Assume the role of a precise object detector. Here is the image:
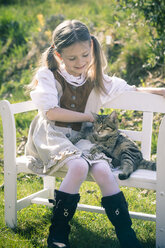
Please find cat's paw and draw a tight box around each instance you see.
[88,154,95,160]
[90,145,104,154]
[90,147,97,154]
[118,173,131,180]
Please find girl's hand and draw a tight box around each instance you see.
[86,113,95,122]
[159,88,165,97]
[137,87,165,97]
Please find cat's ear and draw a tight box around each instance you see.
[110,111,118,123]
[100,108,104,114]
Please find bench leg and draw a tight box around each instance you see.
[4,170,17,228]
[156,191,165,248]
[156,116,165,248]
[43,176,55,199]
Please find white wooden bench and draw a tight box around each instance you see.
[0,91,165,247]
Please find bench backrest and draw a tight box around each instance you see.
[103,91,165,159]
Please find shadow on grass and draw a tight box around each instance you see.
[14,207,156,248]
[15,207,120,248]
[70,218,120,248]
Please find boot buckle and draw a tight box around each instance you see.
[64,208,69,217]
[115,208,120,215]
[52,242,66,247]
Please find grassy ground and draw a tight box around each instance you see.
[0,0,162,247]
[0,171,156,248]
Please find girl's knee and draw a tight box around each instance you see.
[67,158,89,180]
[90,162,113,184]
[91,162,111,176]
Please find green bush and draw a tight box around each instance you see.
[124,48,148,86]
[0,20,25,45]
[121,0,165,69]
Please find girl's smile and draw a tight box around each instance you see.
[59,41,92,77]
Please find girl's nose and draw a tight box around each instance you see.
[76,58,84,66]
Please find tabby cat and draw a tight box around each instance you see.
[70,111,156,180]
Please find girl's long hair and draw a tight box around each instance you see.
[28,20,107,93]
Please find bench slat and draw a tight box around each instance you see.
[103,91,165,113]
[31,197,156,222]
[11,101,37,114]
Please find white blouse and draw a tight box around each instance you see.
[30,67,136,113]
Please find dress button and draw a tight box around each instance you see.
[66,133,70,138]
[72,95,76,100]
[71,103,75,108]
[72,86,76,90]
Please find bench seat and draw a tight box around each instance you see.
[16,156,157,190]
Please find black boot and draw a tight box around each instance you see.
[47,189,80,248]
[101,191,142,248]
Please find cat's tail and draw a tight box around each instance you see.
[138,159,156,171]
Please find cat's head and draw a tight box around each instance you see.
[92,111,118,138]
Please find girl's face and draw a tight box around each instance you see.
[59,41,92,77]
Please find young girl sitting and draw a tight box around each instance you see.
[25,19,165,248]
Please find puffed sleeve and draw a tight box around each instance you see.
[30,67,59,113]
[100,74,136,105]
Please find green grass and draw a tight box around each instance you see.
[0,167,156,247]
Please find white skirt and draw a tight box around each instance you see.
[25,114,112,175]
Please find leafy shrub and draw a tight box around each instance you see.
[108,41,149,86]
[0,17,26,52]
[121,0,165,69]
[0,14,30,89]
[124,48,148,85]
[107,42,123,64]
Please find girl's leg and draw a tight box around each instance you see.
[48,158,89,248]
[90,161,142,248]
[59,157,89,194]
[89,161,120,196]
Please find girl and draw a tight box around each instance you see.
[25,20,165,248]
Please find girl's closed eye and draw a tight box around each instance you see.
[68,57,76,61]
[68,54,89,61]
[83,53,89,57]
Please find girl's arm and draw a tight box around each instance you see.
[46,107,94,123]
[136,87,165,97]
